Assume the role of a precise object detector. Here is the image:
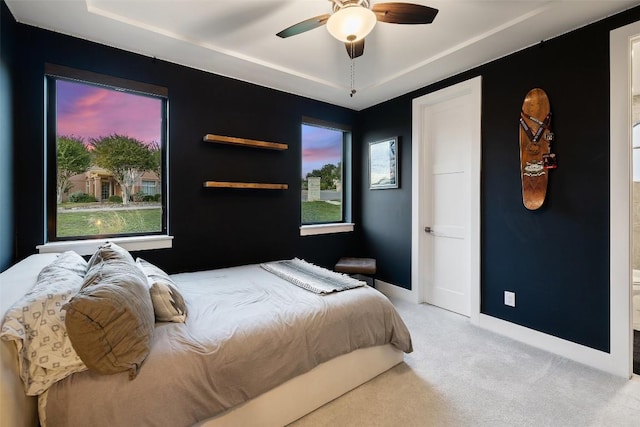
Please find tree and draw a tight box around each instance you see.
[306,162,341,190]
[56,135,91,204]
[90,134,155,205]
[148,141,162,183]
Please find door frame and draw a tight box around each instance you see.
[609,20,637,379]
[411,76,482,323]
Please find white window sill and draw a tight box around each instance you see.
[300,223,354,236]
[37,235,174,256]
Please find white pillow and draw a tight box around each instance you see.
[0,251,88,395]
[136,258,187,323]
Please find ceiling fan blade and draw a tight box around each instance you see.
[345,39,365,59]
[276,14,331,38]
[372,3,438,24]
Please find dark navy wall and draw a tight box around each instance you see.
[357,102,413,288]
[10,19,362,273]
[358,6,640,352]
[0,1,16,272]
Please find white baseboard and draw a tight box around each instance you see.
[475,313,628,378]
[374,279,416,303]
[375,278,629,378]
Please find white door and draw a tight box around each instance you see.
[426,97,471,315]
[412,77,481,318]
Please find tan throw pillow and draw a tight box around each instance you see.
[136,258,187,323]
[63,258,154,379]
[86,241,135,269]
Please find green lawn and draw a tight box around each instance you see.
[57,202,337,236]
[301,201,341,224]
[57,208,162,237]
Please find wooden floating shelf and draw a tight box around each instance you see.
[203,134,288,151]
[203,181,288,190]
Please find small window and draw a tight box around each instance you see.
[301,120,351,226]
[141,180,157,196]
[45,65,168,242]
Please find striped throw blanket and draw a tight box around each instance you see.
[261,258,365,294]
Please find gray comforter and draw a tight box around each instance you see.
[41,264,412,427]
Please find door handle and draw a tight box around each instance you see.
[424,226,432,233]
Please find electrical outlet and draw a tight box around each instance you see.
[504,291,516,307]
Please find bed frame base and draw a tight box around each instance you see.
[196,344,403,427]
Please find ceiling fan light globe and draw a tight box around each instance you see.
[326,5,376,43]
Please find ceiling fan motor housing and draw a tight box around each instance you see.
[330,0,372,13]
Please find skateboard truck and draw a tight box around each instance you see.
[542,153,557,169]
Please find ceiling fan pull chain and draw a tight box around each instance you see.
[350,43,356,97]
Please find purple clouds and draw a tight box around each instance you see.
[302,124,342,178]
[56,80,161,145]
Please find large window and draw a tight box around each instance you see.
[45,65,168,243]
[301,120,351,227]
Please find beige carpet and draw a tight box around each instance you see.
[291,299,640,427]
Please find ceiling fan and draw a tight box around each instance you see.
[276,0,439,59]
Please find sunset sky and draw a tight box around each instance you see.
[56,80,162,145]
[57,80,339,176]
[301,124,342,179]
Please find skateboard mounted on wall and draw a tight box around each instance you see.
[519,88,556,210]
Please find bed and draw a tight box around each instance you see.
[0,249,412,427]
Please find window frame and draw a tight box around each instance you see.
[299,117,354,236]
[41,64,172,254]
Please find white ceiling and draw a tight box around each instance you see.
[6,0,639,110]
